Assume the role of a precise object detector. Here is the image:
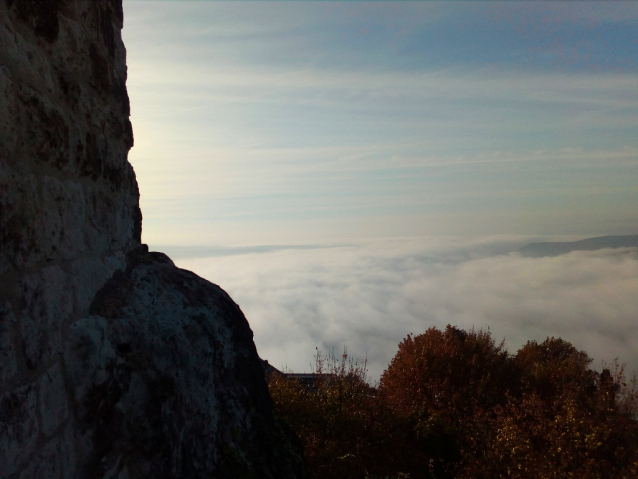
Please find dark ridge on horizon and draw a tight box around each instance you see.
[518,235,638,258]
[150,243,351,260]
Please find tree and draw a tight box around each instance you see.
[380,326,516,417]
[379,326,519,477]
[514,337,596,401]
[269,348,413,479]
[270,330,638,478]
[469,338,638,479]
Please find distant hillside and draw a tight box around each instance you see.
[518,235,638,258]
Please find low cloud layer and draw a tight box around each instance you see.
[172,238,638,382]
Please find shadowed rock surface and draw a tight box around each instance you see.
[518,235,638,258]
[0,1,305,477]
[66,247,304,478]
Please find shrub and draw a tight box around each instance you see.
[270,328,638,478]
[269,348,417,479]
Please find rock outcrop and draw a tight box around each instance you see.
[0,1,305,477]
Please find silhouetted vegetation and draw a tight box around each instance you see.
[268,326,638,479]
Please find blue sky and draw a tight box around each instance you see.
[123,1,638,246]
[121,2,638,377]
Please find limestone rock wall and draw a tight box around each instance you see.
[0,0,139,371]
[0,1,305,477]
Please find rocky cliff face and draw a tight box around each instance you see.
[0,1,305,477]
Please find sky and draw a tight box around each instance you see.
[121,1,638,380]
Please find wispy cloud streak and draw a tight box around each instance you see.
[123,2,638,244]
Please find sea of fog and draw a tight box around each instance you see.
[152,237,638,382]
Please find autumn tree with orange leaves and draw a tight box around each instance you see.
[379,326,521,478]
[469,339,638,479]
[269,327,638,479]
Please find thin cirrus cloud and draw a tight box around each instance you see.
[170,238,638,382]
[122,1,638,245]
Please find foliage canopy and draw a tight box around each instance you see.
[269,327,638,479]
